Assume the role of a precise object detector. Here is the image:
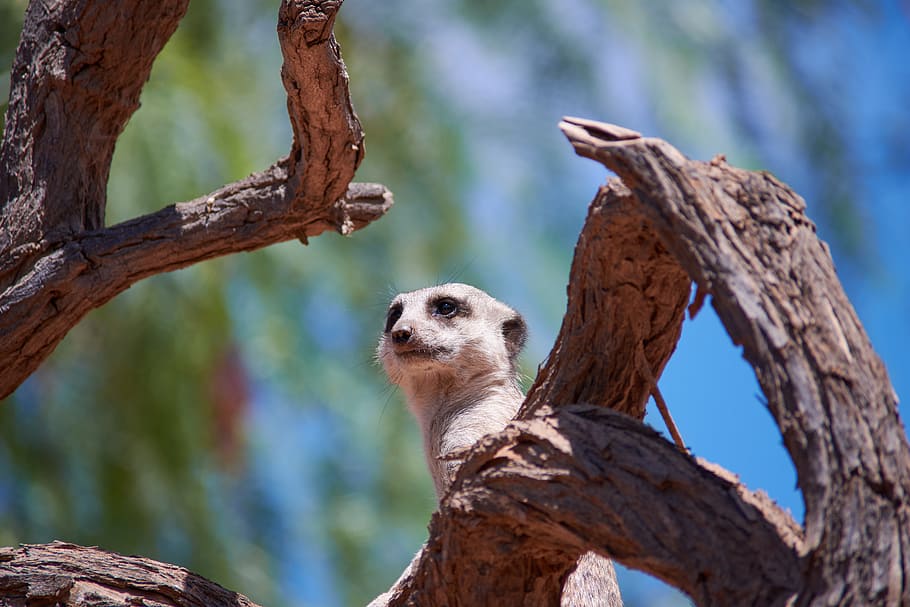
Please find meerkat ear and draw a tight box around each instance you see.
[501,312,528,362]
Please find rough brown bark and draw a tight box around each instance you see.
[520,175,691,420]
[0,542,264,607]
[373,403,802,607]
[371,163,800,607]
[0,0,392,399]
[447,404,803,605]
[0,0,189,248]
[560,117,909,606]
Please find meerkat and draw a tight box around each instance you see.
[378,282,527,497]
[378,283,622,606]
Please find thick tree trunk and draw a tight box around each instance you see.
[0,0,392,399]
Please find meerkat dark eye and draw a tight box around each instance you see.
[432,298,458,318]
[385,304,403,333]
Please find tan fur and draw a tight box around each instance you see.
[378,283,525,498]
[378,283,622,606]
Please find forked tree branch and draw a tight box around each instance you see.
[559,116,909,605]
[448,404,803,605]
[372,117,907,606]
[0,0,392,399]
[2,0,904,600]
[373,403,803,606]
[371,166,803,607]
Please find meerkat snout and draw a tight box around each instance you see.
[378,283,526,384]
[377,283,527,498]
[391,326,412,345]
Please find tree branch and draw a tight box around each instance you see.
[520,178,691,420]
[559,116,910,605]
[0,171,391,398]
[372,166,803,606]
[448,404,803,606]
[378,115,907,604]
[0,0,190,247]
[0,542,264,607]
[278,0,364,208]
[0,0,393,399]
[372,404,803,606]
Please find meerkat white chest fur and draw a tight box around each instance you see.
[377,283,527,499]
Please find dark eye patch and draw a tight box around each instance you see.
[385,303,403,333]
[431,298,459,318]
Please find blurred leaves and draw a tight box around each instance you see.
[1,1,908,606]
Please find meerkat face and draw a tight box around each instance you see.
[377,283,527,387]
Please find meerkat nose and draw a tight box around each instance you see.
[392,327,413,344]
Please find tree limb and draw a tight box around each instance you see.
[0,173,391,398]
[372,405,802,606]
[560,116,909,605]
[371,165,804,606]
[0,0,190,247]
[520,179,691,420]
[448,404,803,606]
[376,116,907,605]
[0,541,265,607]
[0,0,393,399]
[3,6,902,597]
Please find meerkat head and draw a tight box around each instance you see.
[377,283,527,391]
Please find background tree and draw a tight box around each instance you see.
[1,1,908,605]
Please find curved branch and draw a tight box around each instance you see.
[372,153,802,606]
[0,0,393,399]
[0,542,264,607]
[0,0,391,604]
[520,179,690,420]
[0,172,392,398]
[377,117,910,605]
[278,0,365,208]
[560,116,910,605]
[467,405,802,605]
[379,405,802,606]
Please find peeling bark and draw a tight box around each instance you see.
[521,178,690,420]
[560,116,909,606]
[0,0,189,246]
